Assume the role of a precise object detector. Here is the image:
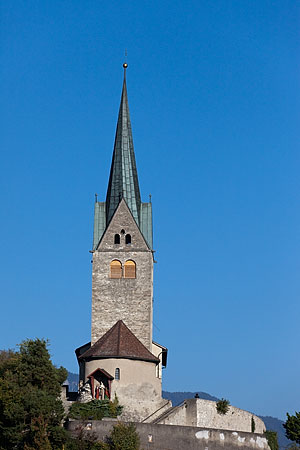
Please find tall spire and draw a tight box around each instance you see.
[106,63,141,225]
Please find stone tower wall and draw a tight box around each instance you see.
[91,200,153,350]
[84,358,167,422]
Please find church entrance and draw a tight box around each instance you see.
[87,368,114,400]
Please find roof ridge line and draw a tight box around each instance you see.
[117,320,121,355]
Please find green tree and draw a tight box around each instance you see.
[264,430,279,450]
[251,416,256,433]
[0,338,68,449]
[108,422,140,450]
[284,412,300,445]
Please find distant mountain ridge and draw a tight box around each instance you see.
[67,372,290,449]
[66,371,78,392]
[162,390,219,404]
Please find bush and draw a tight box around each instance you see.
[216,398,230,415]
[65,425,109,450]
[66,435,109,450]
[108,422,140,450]
[69,397,123,420]
[264,430,279,450]
[66,422,139,450]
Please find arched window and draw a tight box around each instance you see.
[124,260,136,279]
[115,368,120,380]
[114,234,120,244]
[110,260,122,279]
[125,234,131,245]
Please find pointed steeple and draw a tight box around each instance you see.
[105,64,141,226]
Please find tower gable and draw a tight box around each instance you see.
[97,199,150,252]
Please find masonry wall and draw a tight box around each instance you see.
[67,420,271,450]
[91,200,153,350]
[157,398,266,434]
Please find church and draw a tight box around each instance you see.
[75,62,170,422]
[68,64,270,449]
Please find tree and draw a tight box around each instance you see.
[108,422,140,450]
[284,412,300,445]
[264,430,279,450]
[0,338,68,449]
[251,416,256,433]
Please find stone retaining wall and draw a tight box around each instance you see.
[157,398,266,434]
[67,419,270,450]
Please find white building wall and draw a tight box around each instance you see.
[85,358,169,422]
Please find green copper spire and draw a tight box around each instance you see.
[93,65,153,250]
[106,64,141,225]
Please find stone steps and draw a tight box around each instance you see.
[151,402,184,424]
[141,400,172,423]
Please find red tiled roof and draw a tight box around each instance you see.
[79,320,159,364]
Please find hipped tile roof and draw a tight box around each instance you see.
[79,320,159,364]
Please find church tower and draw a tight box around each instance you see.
[91,63,154,350]
[76,64,170,422]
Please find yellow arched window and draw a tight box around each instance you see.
[124,260,136,279]
[110,260,122,279]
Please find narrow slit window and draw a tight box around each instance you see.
[114,234,120,244]
[110,260,122,279]
[124,260,136,279]
[115,368,120,380]
[125,234,131,245]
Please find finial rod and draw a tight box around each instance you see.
[123,49,128,77]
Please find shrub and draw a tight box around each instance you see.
[65,426,109,450]
[108,422,140,450]
[65,420,139,450]
[216,398,230,415]
[69,397,123,420]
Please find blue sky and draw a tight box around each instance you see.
[1,1,299,420]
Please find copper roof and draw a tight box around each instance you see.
[106,69,141,226]
[79,320,159,364]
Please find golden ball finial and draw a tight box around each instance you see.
[123,62,128,69]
